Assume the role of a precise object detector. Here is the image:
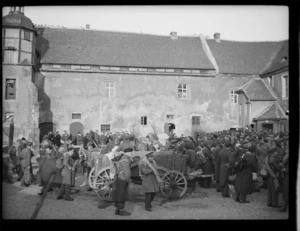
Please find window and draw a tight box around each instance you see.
[5,112,14,123]
[178,83,188,99]
[192,116,200,126]
[141,116,147,125]
[5,79,16,100]
[24,30,30,41]
[230,90,238,104]
[101,124,111,133]
[105,82,115,98]
[282,74,288,99]
[72,113,81,119]
[267,76,274,87]
[167,115,174,120]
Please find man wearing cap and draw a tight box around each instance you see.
[110,151,131,216]
[16,138,27,180]
[216,142,233,197]
[139,151,161,211]
[19,142,34,187]
[57,147,76,201]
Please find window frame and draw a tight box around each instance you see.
[192,116,200,126]
[281,74,288,99]
[105,82,115,98]
[24,30,31,41]
[72,113,82,120]
[4,112,14,123]
[100,124,111,133]
[230,90,238,104]
[141,116,147,125]
[5,79,16,100]
[178,83,188,100]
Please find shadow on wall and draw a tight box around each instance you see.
[34,30,54,142]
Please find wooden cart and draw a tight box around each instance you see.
[90,150,201,199]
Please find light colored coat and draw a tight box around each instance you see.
[139,158,160,193]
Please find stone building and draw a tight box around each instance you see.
[2,7,288,147]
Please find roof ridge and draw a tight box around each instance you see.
[36,26,200,38]
[206,38,288,43]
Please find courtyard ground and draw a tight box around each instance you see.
[2,168,289,220]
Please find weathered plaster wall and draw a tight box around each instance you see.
[35,71,253,137]
[3,65,39,148]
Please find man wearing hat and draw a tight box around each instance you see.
[19,142,34,187]
[138,151,161,211]
[16,137,27,180]
[110,151,131,216]
[216,142,233,197]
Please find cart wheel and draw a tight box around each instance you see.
[93,167,114,198]
[88,167,96,189]
[160,170,187,198]
[157,166,168,177]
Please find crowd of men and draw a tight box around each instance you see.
[4,127,289,216]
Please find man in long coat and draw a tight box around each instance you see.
[216,142,232,197]
[212,143,221,192]
[139,151,160,211]
[199,142,214,188]
[111,152,131,216]
[234,146,257,203]
[38,145,62,195]
[19,142,34,187]
[57,147,76,201]
[16,138,27,180]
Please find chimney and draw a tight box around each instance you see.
[214,33,221,43]
[86,24,90,29]
[170,31,178,40]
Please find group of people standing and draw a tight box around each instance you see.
[5,128,289,217]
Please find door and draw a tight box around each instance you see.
[191,116,201,138]
[39,122,54,142]
[69,122,84,141]
[262,123,273,134]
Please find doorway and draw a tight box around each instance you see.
[191,116,201,138]
[262,123,273,134]
[70,122,84,141]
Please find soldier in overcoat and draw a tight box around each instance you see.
[57,147,76,201]
[19,142,34,187]
[199,142,214,188]
[139,151,161,211]
[234,146,257,203]
[111,152,131,216]
[216,142,233,197]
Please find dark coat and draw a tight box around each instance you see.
[216,148,232,187]
[201,147,214,175]
[39,153,62,187]
[54,134,61,147]
[212,146,221,180]
[111,155,131,202]
[234,153,257,195]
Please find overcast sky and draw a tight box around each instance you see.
[3,5,288,41]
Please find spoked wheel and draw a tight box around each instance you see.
[93,167,114,198]
[160,170,187,198]
[88,167,96,189]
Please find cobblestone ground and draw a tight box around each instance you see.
[2,168,289,220]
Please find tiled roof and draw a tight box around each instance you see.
[237,78,277,101]
[2,11,35,31]
[251,101,274,120]
[36,28,214,69]
[206,39,285,74]
[254,102,287,120]
[262,40,288,74]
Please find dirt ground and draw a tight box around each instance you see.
[2,169,289,220]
